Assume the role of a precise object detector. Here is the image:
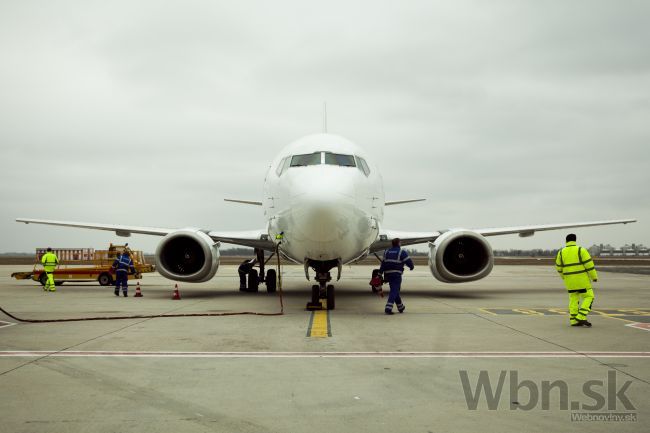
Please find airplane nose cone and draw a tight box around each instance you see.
[286,166,359,244]
[288,166,357,203]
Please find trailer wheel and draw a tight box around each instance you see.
[38,273,47,286]
[98,273,113,286]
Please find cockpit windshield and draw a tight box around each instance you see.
[286,152,358,170]
[324,152,356,167]
[290,153,321,167]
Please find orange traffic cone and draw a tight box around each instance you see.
[134,282,143,297]
[172,284,181,300]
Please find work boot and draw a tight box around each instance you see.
[570,322,584,327]
[397,305,405,313]
[578,319,592,327]
[49,287,56,292]
[385,309,394,315]
[114,290,119,296]
[123,292,128,297]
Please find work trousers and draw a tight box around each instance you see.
[568,288,594,324]
[384,274,405,313]
[115,271,129,295]
[44,271,56,292]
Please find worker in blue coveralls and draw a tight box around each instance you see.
[112,251,136,297]
[379,238,415,314]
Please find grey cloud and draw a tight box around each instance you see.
[1,0,648,253]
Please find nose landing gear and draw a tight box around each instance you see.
[306,259,339,310]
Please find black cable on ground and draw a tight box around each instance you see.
[0,307,283,323]
[0,244,285,324]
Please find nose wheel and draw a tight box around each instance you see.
[307,272,335,310]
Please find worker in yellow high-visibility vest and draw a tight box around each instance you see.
[555,234,598,327]
[40,247,59,292]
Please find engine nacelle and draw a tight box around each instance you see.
[428,230,494,283]
[155,229,220,282]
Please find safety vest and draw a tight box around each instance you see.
[114,255,134,272]
[380,247,414,275]
[555,242,598,290]
[41,252,59,272]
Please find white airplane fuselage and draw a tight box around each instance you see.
[263,133,384,265]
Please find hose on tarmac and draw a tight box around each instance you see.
[0,245,285,324]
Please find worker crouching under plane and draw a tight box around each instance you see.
[379,238,415,315]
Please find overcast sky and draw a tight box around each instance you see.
[1,0,648,253]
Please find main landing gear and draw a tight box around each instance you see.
[305,259,341,310]
[240,248,277,293]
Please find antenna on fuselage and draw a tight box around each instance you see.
[322,101,327,133]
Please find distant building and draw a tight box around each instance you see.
[590,243,648,257]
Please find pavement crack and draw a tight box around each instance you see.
[0,300,206,378]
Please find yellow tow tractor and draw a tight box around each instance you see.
[11,244,155,287]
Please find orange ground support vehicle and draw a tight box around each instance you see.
[11,244,155,286]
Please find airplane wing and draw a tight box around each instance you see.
[475,218,637,237]
[15,218,276,251]
[370,218,636,253]
[369,230,442,252]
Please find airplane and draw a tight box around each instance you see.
[17,132,636,309]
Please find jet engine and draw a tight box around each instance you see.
[428,230,494,283]
[155,229,220,282]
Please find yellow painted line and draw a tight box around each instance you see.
[513,308,544,316]
[307,300,331,338]
[478,308,499,316]
[590,310,637,324]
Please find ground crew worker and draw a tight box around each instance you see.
[40,247,59,292]
[238,258,257,291]
[555,234,598,327]
[379,238,414,314]
[112,251,135,297]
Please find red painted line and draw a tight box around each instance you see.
[0,351,648,358]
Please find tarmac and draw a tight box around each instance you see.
[0,264,648,432]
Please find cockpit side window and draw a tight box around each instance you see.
[276,157,286,176]
[290,153,322,167]
[324,152,356,167]
[276,156,292,176]
[355,156,371,176]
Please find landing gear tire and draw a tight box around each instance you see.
[326,284,335,310]
[248,269,259,292]
[98,273,113,286]
[265,269,277,293]
[311,285,320,304]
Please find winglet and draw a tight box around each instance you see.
[385,199,426,206]
[224,199,263,206]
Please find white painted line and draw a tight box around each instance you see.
[0,321,17,330]
[0,351,648,358]
[625,322,650,331]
